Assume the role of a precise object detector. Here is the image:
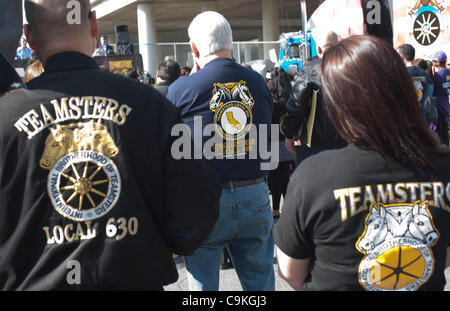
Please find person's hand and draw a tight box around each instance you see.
[285,138,297,155]
[190,55,201,75]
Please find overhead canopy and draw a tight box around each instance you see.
[92,0,323,42]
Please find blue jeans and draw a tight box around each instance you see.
[185,181,275,291]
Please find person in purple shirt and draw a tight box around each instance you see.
[432,51,450,146]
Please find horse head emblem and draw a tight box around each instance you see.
[232,81,255,107]
[357,204,389,253]
[210,83,231,111]
[356,201,441,291]
[74,120,118,158]
[40,120,118,170]
[357,201,440,254]
[40,124,75,170]
[408,202,439,246]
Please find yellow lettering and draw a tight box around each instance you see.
[394,183,407,203]
[42,226,55,245]
[376,184,394,203]
[349,187,364,217]
[93,97,107,119]
[40,104,55,126]
[405,183,420,201]
[64,223,75,242]
[75,222,85,240]
[420,183,433,206]
[14,117,35,139]
[433,182,445,209]
[334,188,349,222]
[363,185,376,210]
[52,98,70,122]
[116,217,128,240]
[81,96,94,119]
[82,221,96,240]
[68,97,82,119]
[114,104,132,125]
[444,182,450,212]
[53,225,64,244]
[105,98,119,121]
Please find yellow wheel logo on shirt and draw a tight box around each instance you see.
[214,101,252,140]
[40,120,121,222]
[356,202,439,291]
[209,81,255,141]
[368,245,428,290]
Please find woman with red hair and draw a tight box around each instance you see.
[274,35,450,291]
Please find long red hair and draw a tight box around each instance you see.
[321,35,447,170]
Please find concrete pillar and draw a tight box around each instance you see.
[257,29,264,60]
[262,0,280,60]
[137,3,158,76]
[200,2,218,12]
[244,44,252,64]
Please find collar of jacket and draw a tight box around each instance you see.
[203,57,233,69]
[156,81,170,86]
[44,51,100,73]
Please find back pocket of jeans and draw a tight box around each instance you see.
[253,200,272,236]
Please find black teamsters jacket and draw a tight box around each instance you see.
[0,52,220,290]
[281,58,345,149]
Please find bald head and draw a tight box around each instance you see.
[25,0,91,42]
[24,0,98,63]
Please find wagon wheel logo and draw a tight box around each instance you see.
[59,161,110,211]
[413,10,440,46]
[357,202,438,291]
[48,152,121,222]
[369,246,426,290]
[42,121,121,221]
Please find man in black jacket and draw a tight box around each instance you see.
[0,0,220,290]
[282,32,346,167]
[154,59,181,97]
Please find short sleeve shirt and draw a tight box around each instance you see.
[433,68,450,117]
[167,58,273,182]
[15,47,32,59]
[407,66,430,108]
[274,144,450,291]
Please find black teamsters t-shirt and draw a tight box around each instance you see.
[274,144,450,291]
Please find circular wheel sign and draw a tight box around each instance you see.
[413,10,441,45]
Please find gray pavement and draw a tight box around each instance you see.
[164,245,293,291]
[164,254,450,291]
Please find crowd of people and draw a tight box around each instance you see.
[16,34,194,97]
[0,0,449,292]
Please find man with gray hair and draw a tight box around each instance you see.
[0,0,220,290]
[168,11,275,291]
